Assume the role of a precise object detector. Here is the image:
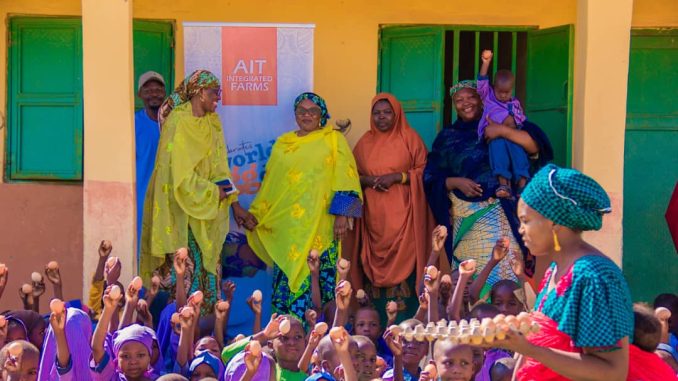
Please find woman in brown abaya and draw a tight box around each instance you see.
[347,93,439,317]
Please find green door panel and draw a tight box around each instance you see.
[525,25,573,167]
[379,26,445,148]
[7,17,83,180]
[626,30,678,131]
[6,17,174,181]
[623,131,678,302]
[623,29,678,302]
[133,20,174,109]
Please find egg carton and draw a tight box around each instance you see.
[391,312,539,345]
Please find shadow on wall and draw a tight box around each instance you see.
[0,183,83,311]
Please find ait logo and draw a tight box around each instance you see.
[221,27,277,106]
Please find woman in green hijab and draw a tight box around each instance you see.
[141,70,256,315]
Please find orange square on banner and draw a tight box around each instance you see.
[221,27,277,105]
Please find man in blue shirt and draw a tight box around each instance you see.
[135,71,166,256]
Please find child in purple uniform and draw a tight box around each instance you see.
[477,50,529,199]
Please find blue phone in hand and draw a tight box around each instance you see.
[216,178,237,195]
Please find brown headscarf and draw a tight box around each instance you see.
[346,93,438,289]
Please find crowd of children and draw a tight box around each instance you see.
[1,224,677,381]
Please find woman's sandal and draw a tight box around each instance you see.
[495,184,513,199]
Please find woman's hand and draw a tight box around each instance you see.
[334,216,349,241]
[232,202,258,230]
[480,328,534,356]
[373,173,402,191]
[483,116,508,142]
[445,177,483,197]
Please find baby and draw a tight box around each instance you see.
[477,50,530,199]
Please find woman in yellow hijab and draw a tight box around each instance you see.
[141,70,256,315]
[247,92,362,319]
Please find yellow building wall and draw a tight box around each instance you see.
[133,0,577,146]
[3,0,677,175]
[632,0,678,27]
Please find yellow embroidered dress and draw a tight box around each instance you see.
[247,127,362,317]
[140,101,237,313]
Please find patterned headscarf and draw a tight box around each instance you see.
[449,79,477,96]
[158,69,220,125]
[294,92,331,127]
[521,164,612,231]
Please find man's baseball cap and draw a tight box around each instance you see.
[138,71,166,91]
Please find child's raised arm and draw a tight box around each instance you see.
[247,291,262,334]
[48,300,70,369]
[0,264,8,302]
[298,323,325,373]
[0,314,8,348]
[333,281,352,328]
[145,275,161,307]
[384,326,405,381]
[424,268,441,323]
[413,292,429,324]
[88,241,113,321]
[469,237,508,303]
[447,260,476,321]
[174,248,189,308]
[420,226,447,295]
[480,50,493,77]
[136,299,153,328]
[176,306,197,368]
[94,240,112,283]
[477,50,493,100]
[330,327,358,381]
[307,250,322,311]
[119,277,142,330]
[44,262,63,301]
[214,280,235,349]
[92,285,121,363]
[386,301,398,327]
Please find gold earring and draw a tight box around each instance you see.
[553,230,561,252]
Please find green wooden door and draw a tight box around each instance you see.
[6,18,174,181]
[378,26,445,148]
[525,25,574,167]
[623,29,678,302]
[133,20,174,109]
[7,17,84,180]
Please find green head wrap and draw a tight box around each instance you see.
[521,164,611,231]
[449,79,477,96]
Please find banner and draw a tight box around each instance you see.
[184,22,314,334]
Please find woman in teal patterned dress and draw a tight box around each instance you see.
[486,164,676,381]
